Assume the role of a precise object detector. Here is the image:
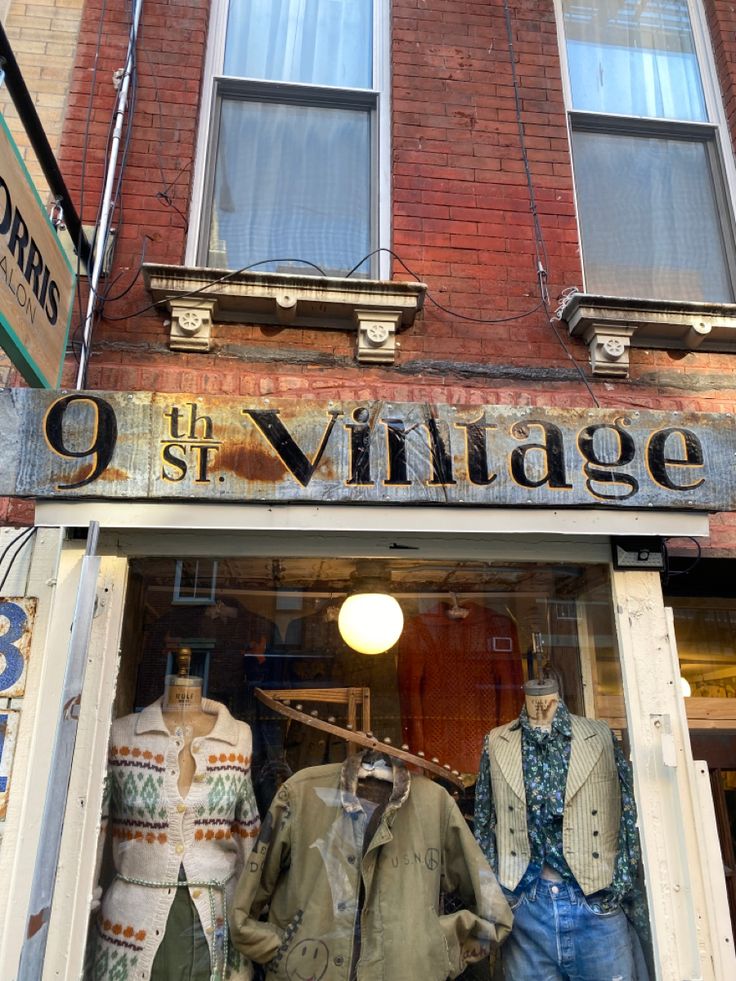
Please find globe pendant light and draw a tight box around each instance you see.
[338,561,404,655]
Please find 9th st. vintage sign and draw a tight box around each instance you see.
[0,389,733,510]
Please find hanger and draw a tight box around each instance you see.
[255,688,466,788]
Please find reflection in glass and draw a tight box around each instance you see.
[572,129,733,302]
[225,0,373,88]
[563,0,706,119]
[85,557,653,977]
[207,100,371,275]
[671,599,736,697]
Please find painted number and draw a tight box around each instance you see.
[0,601,27,693]
[44,395,118,489]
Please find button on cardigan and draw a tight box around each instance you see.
[89,698,260,981]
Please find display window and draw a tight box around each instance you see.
[83,556,651,981]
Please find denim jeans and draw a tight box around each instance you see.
[501,879,635,981]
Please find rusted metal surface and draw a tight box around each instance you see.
[0,389,734,510]
[0,708,20,820]
[0,597,37,698]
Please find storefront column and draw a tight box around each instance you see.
[45,551,128,981]
[0,529,75,975]
[611,568,736,981]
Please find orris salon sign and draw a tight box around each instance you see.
[0,390,733,510]
[0,114,75,388]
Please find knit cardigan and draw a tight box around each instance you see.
[89,698,260,981]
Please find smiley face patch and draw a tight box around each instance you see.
[285,939,330,981]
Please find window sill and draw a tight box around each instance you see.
[559,292,736,377]
[142,264,427,363]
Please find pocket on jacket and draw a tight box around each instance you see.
[428,912,454,980]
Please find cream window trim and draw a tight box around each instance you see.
[142,263,426,363]
[35,501,710,541]
[560,292,736,376]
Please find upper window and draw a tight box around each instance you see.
[560,0,736,302]
[193,0,385,278]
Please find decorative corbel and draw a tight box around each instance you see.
[168,298,217,352]
[579,322,636,378]
[354,308,402,364]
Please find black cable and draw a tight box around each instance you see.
[102,235,149,303]
[100,259,329,321]
[347,248,546,323]
[664,537,703,582]
[500,0,600,406]
[0,527,37,594]
[540,295,600,407]
[501,0,549,288]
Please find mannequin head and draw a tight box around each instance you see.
[523,678,559,730]
[162,646,203,718]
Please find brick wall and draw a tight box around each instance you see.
[0,0,85,199]
[9,0,736,553]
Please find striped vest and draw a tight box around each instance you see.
[487,715,621,896]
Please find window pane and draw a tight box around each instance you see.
[225,0,373,88]
[572,130,733,301]
[86,556,653,977]
[563,0,707,120]
[207,100,371,276]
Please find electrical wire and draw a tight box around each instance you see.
[500,0,599,406]
[347,247,546,323]
[99,258,330,322]
[663,536,703,584]
[0,527,37,593]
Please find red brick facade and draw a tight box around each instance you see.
[6,0,736,547]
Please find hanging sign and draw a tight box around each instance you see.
[0,113,75,387]
[0,389,733,511]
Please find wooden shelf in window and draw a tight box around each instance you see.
[596,694,736,731]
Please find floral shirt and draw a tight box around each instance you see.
[474,703,641,907]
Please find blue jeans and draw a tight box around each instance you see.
[501,879,635,981]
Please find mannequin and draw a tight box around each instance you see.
[229,749,513,980]
[474,678,644,981]
[88,649,260,981]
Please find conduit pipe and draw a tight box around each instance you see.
[76,0,144,389]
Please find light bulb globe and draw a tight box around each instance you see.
[338,592,404,655]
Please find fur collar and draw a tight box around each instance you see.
[339,750,412,818]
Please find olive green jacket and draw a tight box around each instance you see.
[230,755,512,980]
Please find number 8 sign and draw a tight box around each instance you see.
[0,598,37,698]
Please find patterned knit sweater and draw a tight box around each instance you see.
[89,698,260,981]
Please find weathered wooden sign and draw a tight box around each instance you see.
[0,389,733,510]
[0,114,75,388]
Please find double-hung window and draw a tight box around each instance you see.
[191,0,387,279]
[559,0,736,302]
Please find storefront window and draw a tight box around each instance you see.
[84,557,650,979]
[670,598,736,698]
